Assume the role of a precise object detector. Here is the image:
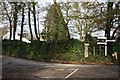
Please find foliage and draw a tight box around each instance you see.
[80,55,113,64]
[44,1,68,41]
[2,40,116,64]
[0,27,9,38]
[2,39,84,59]
[1,1,119,64]
[85,34,97,46]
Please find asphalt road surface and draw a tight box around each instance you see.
[1,55,119,80]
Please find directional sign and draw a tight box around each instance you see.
[106,40,116,42]
[97,42,106,45]
[97,37,116,56]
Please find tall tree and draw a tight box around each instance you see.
[12,2,20,40]
[60,2,72,39]
[68,2,103,41]
[32,2,39,40]
[111,2,120,39]
[91,2,120,39]
[105,2,113,39]
[2,2,13,40]
[20,3,25,41]
[28,2,33,41]
[44,1,68,41]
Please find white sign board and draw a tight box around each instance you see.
[97,37,116,56]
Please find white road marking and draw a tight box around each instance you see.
[67,69,76,70]
[41,77,50,78]
[45,66,55,68]
[56,68,76,71]
[65,69,78,79]
[56,69,64,70]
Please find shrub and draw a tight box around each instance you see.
[2,39,114,64]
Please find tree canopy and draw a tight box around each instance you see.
[44,1,69,41]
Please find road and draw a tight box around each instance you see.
[1,55,119,80]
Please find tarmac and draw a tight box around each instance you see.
[1,55,119,80]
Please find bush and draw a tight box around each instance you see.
[2,39,84,58]
[2,39,114,64]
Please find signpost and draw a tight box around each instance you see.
[97,37,116,56]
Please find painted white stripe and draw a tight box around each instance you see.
[41,77,50,78]
[56,69,64,70]
[67,69,76,70]
[65,69,78,79]
[45,66,55,68]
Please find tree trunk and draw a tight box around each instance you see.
[78,20,83,41]
[66,22,70,40]
[112,25,120,39]
[13,3,18,40]
[112,2,120,39]
[105,2,113,39]
[105,27,111,39]
[28,3,33,41]
[3,2,12,40]
[33,2,39,40]
[20,4,25,41]
[65,5,70,40]
[9,18,12,40]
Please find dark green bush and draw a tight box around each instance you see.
[2,39,114,64]
[2,39,115,62]
[2,39,84,58]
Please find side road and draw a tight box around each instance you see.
[1,55,119,79]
